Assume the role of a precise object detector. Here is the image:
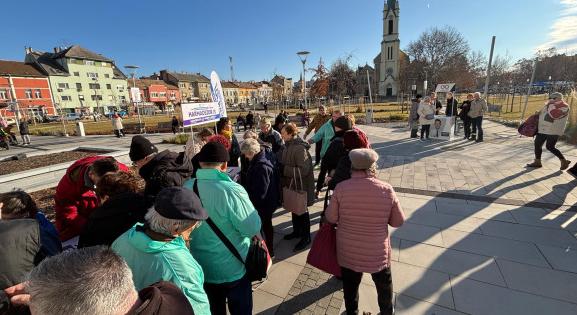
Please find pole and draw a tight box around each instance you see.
[521,58,538,121]
[302,60,307,110]
[7,75,20,132]
[483,36,496,99]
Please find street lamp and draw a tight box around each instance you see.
[124,65,143,133]
[297,51,310,110]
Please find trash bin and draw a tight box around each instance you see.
[76,121,85,137]
[365,109,373,124]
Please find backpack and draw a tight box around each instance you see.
[518,113,539,137]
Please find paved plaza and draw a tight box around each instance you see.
[2,120,577,314]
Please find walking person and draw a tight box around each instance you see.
[303,105,331,166]
[246,111,255,130]
[468,92,488,142]
[325,148,405,315]
[409,94,422,138]
[171,115,180,134]
[280,123,315,252]
[459,94,473,140]
[240,138,280,257]
[527,92,571,170]
[417,96,435,140]
[111,114,124,138]
[19,117,31,145]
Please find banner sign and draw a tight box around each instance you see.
[210,71,227,118]
[435,83,456,93]
[130,87,141,103]
[181,102,221,127]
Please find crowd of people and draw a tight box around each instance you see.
[1,108,406,315]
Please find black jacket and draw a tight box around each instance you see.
[258,130,283,153]
[228,134,241,167]
[446,98,459,117]
[0,219,43,289]
[19,121,29,135]
[243,151,280,214]
[139,150,193,198]
[171,118,179,127]
[240,141,273,185]
[246,113,254,125]
[459,100,472,120]
[78,192,150,248]
[328,155,352,190]
[317,131,348,192]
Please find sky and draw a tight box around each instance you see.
[1,0,575,81]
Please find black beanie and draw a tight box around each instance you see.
[334,116,352,131]
[197,142,230,163]
[129,135,158,162]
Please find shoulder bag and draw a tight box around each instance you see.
[283,168,308,215]
[192,180,271,282]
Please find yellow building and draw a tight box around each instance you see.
[235,82,257,106]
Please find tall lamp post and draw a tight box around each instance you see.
[124,65,143,133]
[297,51,310,110]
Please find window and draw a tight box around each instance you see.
[120,96,126,101]
[85,60,95,66]
[151,92,159,98]
[61,95,72,101]
[79,95,85,100]
[388,19,393,35]
[58,83,69,89]
[0,89,8,99]
[106,84,111,90]
[91,95,103,101]
[104,74,110,78]
[87,72,98,78]
[25,89,33,99]
[35,89,42,98]
[76,83,82,91]
[74,72,80,77]
[89,83,100,89]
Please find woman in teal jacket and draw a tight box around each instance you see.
[307,109,342,159]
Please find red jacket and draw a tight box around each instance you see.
[54,156,129,241]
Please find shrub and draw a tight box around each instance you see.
[162,133,190,144]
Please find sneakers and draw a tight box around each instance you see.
[561,159,572,171]
[526,159,543,168]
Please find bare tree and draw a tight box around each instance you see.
[406,26,470,88]
[329,56,357,101]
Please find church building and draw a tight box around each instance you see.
[374,0,404,97]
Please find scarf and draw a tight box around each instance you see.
[221,129,233,140]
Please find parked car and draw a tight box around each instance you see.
[64,113,82,121]
[44,115,61,122]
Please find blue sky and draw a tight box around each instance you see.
[1,0,574,81]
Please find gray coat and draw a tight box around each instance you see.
[280,137,316,206]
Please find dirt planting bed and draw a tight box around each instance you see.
[0,151,99,176]
[29,187,57,221]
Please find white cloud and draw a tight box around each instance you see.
[537,0,577,53]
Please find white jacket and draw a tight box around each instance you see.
[111,117,123,130]
[418,103,435,125]
[538,100,570,136]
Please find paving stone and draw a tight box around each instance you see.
[537,244,577,274]
[395,294,468,315]
[391,261,454,308]
[258,261,302,298]
[480,220,577,248]
[390,222,444,246]
[252,289,284,315]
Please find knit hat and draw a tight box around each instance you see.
[343,129,369,151]
[154,187,208,221]
[129,135,158,162]
[208,134,231,151]
[549,92,564,100]
[334,116,352,131]
[349,148,379,170]
[196,141,230,163]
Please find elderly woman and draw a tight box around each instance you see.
[325,149,405,315]
[240,138,279,256]
[327,129,370,190]
[417,96,435,140]
[111,187,211,315]
[259,117,284,153]
[280,123,315,252]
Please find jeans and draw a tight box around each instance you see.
[471,116,483,140]
[21,134,30,144]
[420,124,430,139]
[204,275,253,315]
[315,139,323,165]
[463,118,471,138]
[291,212,311,238]
[258,210,274,256]
[341,267,393,315]
[534,133,565,160]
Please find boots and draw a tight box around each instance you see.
[526,159,542,168]
[560,159,572,171]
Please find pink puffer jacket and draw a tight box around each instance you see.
[325,171,405,273]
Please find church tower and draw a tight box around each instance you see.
[377,0,400,97]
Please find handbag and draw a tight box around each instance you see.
[193,181,271,282]
[425,114,435,120]
[283,168,308,215]
[518,113,539,137]
[306,223,341,277]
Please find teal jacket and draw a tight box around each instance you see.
[111,224,211,315]
[310,119,335,158]
[184,169,262,284]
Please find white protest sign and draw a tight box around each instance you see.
[435,83,456,93]
[130,87,141,103]
[210,71,227,118]
[181,102,221,127]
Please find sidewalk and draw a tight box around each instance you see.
[254,120,577,315]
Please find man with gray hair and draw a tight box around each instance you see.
[468,92,488,142]
[258,117,284,153]
[112,186,210,314]
[3,246,194,315]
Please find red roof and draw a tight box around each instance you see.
[0,60,45,77]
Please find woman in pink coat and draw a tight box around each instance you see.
[325,148,405,315]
